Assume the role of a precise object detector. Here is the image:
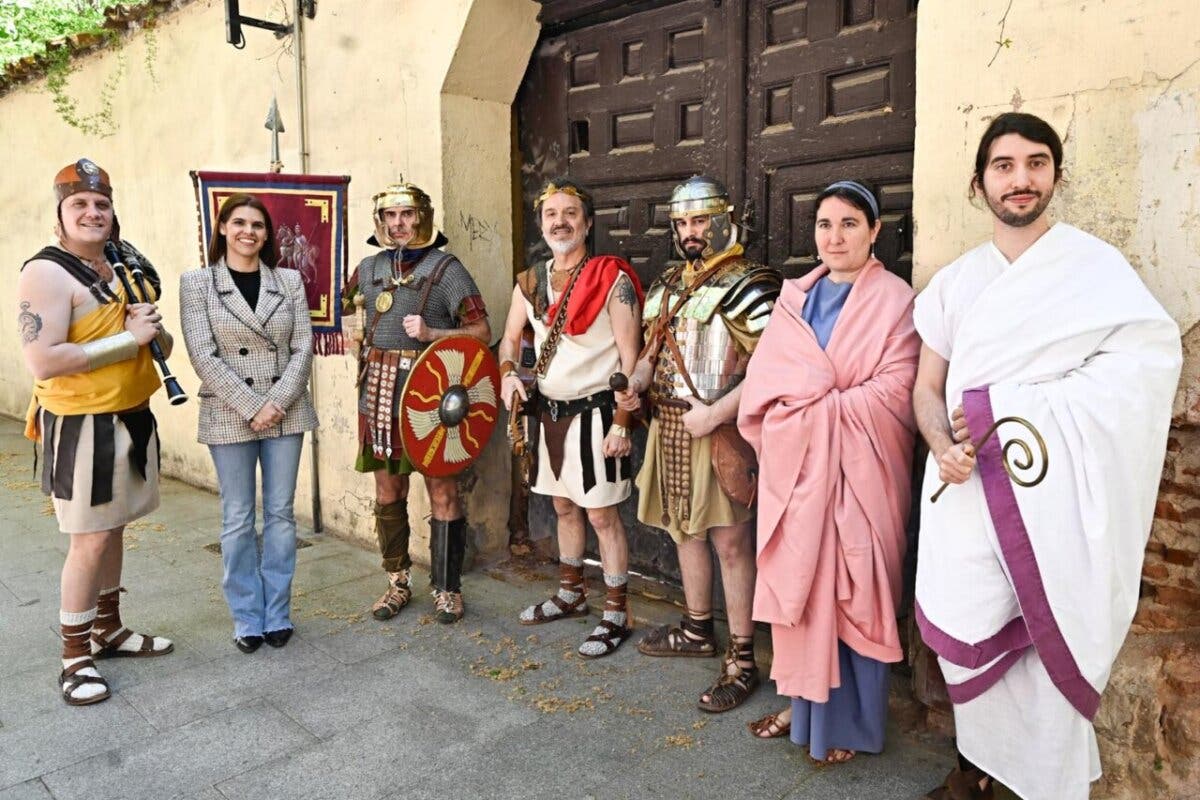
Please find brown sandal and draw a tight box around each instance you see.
[925,767,995,800]
[577,619,631,659]
[748,709,791,739]
[91,627,174,659]
[812,748,857,766]
[372,570,412,620]
[697,636,759,713]
[59,660,111,706]
[636,615,716,657]
[520,592,589,625]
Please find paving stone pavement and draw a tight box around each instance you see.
[0,417,958,800]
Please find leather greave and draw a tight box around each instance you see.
[375,499,412,572]
[430,517,467,592]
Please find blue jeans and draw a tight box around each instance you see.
[208,434,304,638]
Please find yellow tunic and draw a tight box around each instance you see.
[25,279,160,440]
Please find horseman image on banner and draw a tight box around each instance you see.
[191,170,351,354]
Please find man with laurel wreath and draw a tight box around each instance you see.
[498,178,643,658]
[342,180,490,624]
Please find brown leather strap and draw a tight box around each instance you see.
[533,256,587,378]
[639,261,730,399]
[414,254,454,319]
[362,251,452,353]
[659,326,706,402]
[63,658,98,678]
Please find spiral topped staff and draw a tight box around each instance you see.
[930,415,1047,503]
[104,242,189,406]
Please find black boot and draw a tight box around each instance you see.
[430,518,467,624]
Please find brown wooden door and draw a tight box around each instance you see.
[516,0,917,581]
[743,0,917,281]
[518,0,736,288]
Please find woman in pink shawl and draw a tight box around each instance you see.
[737,180,919,763]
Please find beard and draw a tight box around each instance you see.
[679,238,706,260]
[985,187,1054,228]
[546,231,585,254]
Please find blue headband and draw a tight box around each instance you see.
[823,180,879,222]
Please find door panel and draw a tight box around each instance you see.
[743,0,916,271]
[764,152,914,282]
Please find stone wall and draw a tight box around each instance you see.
[912,2,1199,797]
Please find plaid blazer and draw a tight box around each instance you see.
[179,261,318,445]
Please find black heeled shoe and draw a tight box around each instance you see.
[263,628,294,648]
[234,635,264,654]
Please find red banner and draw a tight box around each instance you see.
[191,171,350,355]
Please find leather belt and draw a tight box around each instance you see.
[365,346,421,372]
[538,390,615,423]
[649,393,691,414]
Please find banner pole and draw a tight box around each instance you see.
[292,0,323,533]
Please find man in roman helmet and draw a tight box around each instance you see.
[498,178,643,658]
[17,159,175,706]
[615,175,780,711]
[342,180,490,624]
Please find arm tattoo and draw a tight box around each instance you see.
[616,274,638,310]
[18,301,42,345]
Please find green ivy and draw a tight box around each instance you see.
[1,1,158,136]
[0,1,149,66]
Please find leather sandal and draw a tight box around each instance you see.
[433,589,465,624]
[519,591,589,625]
[925,766,995,800]
[91,627,174,659]
[811,748,857,766]
[747,709,791,739]
[577,619,631,659]
[59,660,110,706]
[372,570,412,620]
[697,637,759,713]
[636,615,716,657]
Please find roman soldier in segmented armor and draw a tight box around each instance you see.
[615,175,780,712]
[342,180,491,624]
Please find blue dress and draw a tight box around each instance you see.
[790,274,890,760]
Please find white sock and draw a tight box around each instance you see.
[61,608,106,701]
[93,587,172,654]
[519,556,584,622]
[578,574,628,657]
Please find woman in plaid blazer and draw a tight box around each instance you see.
[179,194,318,654]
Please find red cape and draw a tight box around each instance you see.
[544,255,644,335]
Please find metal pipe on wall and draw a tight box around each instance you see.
[292,0,323,533]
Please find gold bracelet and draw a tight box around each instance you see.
[608,424,630,439]
[80,331,139,371]
[500,359,518,378]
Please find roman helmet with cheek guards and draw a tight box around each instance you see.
[668,175,738,261]
[371,179,438,250]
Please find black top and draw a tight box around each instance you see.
[229,268,261,311]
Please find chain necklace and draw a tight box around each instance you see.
[61,243,114,284]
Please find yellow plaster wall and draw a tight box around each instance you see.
[0,0,541,557]
[913,5,1200,797]
[912,1,1199,416]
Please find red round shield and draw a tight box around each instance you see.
[398,335,500,477]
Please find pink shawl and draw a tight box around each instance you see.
[737,259,919,700]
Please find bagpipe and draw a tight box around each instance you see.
[103,242,189,406]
